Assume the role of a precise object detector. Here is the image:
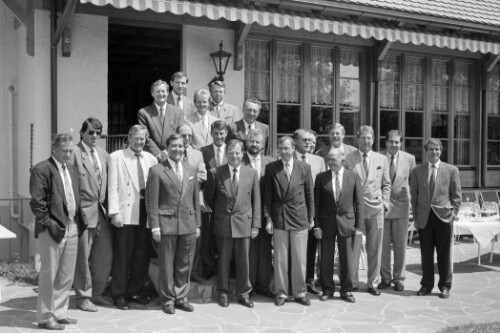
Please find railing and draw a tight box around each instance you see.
[105,134,128,153]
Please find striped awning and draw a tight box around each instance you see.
[81,0,500,55]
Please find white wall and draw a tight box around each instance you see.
[182,25,245,109]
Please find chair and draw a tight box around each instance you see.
[462,191,479,203]
[479,191,500,206]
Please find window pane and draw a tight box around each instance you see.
[378,54,400,81]
[432,60,449,86]
[432,87,449,112]
[379,82,400,109]
[311,106,333,135]
[257,102,270,125]
[404,56,424,84]
[405,139,423,164]
[454,141,470,165]
[340,79,360,108]
[404,84,423,111]
[244,40,270,101]
[311,47,334,105]
[340,50,359,78]
[440,140,449,163]
[340,108,360,136]
[432,60,449,113]
[315,136,330,153]
[405,112,423,137]
[454,115,470,139]
[487,142,500,165]
[432,114,448,138]
[277,43,301,103]
[277,105,300,134]
[380,111,399,137]
[488,117,500,140]
[486,91,500,115]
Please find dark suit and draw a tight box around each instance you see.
[138,103,184,157]
[146,160,200,305]
[167,92,196,119]
[70,142,113,302]
[242,153,274,293]
[263,159,314,297]
[314,169,364,293]
[30,157,86,323]
[226,120,270,155]
[410,161,461,291]
[205,164,261,297]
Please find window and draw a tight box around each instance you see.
[244,39,271,124]
[486,64,500,166]
[339,49,361,145]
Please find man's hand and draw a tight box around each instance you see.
[266,218,273,235]
[355,228,363,236]
[152,230,161,242]
[309,218,315,230]
[196,227,201,238]
[159,150,169,162]
[251,227,259,239]
[313,228,322,240]
[111,214,123,228]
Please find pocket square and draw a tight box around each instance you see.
[377,166,382,170]
[189,176,194,180]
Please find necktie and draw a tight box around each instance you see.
[335,171,341,204]
[302,154,307,163]
[90,148,102,185]
[252,157,260,178]
[217,147,223,166]
[202,116,208,133]
[183,149,188,162]
[175,162,183,183]
[390,155,396,183]
[159,107,165,124]
[363,153,369,177]
[429,164,436,199]
[247,124,252,135]
[232,168,239,194]
[135,153,146,191]
[177,96,183,110]
[285,162,291,181]
[62,164,76,219]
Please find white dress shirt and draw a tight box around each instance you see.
[331,167,344,199]
[82,141,102,175]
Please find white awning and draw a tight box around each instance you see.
[81,0,500,55]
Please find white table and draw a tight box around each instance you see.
[453,219,500,264]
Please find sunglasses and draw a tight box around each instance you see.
[88,131,102,136]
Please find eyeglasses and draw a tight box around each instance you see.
[88,131,102,136]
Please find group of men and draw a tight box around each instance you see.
[29,72,462,330]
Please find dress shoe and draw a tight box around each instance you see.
[306,282,320,295]
[116,296,129,310]
[319,292,334,301]
[129,294,151,305]
[275,296,286,306]
[439,289,450,299]
[175,301,194,312]
[92,295,114,306]
[56,318,77,325]
[340,292,356,303]
[38,316,65,330]
[393,282,405,292]
[367,287,381,296]
[238,298,254,308]
[378,281,391,289]
[162,304,175,314]
[77,298,98,312]
[295,296,311,306]
[190,275,209,284]
[416,287,432,296]
[218,294,229,307]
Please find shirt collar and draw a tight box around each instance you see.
[247,152,260,161]
[81,141,95,154]
[212,100,224,107]
[359,150,371,158]
[428,159,441,169]
[331,166,344,177]
[387,151,399,159]
[214,143,225,153]
[128,147,142,157]
[197,111,207,119]
[172,91,182,100]
[155,103,166,111]
[282,157,294,167]
[228,163,241,173]
[168,157,181,168]
[52,156,64,170]
[243,119,254,129]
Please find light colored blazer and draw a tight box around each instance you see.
[108,148,157,226]
[69,142,109,228]
[344,150,391,218]
[410,161,462,229]
[167,92,196,119]
[205,164,261,238]
[209,102,243,124]
[296,152,326,185]
[317,143,357,165]
[384,150,416,220]
[185,112,219,149]
[185,145,207,184]
[146,160,200,235]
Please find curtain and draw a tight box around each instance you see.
[277,43,301,103]
[311,47,334,105]
[244,40,270,101]
[404,56,424,111]
[379,54,400,110]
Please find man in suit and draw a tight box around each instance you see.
[317,123,357,163]
[185,89,219,149]
[263,136,314,307]
[410,138,461,299]
[293,129,326,295]
[108,125,158,310]
[176,124,208,283]
[147,134,201,314]
[226,98,270,155]
[379,130,416,292]
[167,71,196,118]
[199,120,229,278]
[314,149,364,303]
[243,128,275,298]
[344,125,391,296]
[30,133,86,330]
[138,79,185,159]
[209,80,243,124]
[205,140,261,308]
[71,118,113,312]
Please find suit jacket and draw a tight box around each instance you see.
[242,153,274,212]
[226,120,270,155]
[146,160,201,235]
[167,92,196,119]
[410,161,462,229]
[344,150,391,218]
[185,112,218,149]
[30,157,87,241]
[138,103,184,157]
[295,152,326,184]
[201,144,228,173]
[263,159,314,230]
[69,142,109,228]
[108,148,158,226]
[314,169,365,237]
[317,143,357,164]
[205,164,261,238]
[209,102,243,124]
[185,145,207,184]
[383,150,416,219]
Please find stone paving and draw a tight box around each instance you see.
[0,237,499,333]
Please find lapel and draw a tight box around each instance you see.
[275,160,290,196]
[350,153,366,184]
[78,142,100,190]
[97,148,108,191]
[236,120,247,141]
[325,171,337,207]
[163,160,182,193]
[421,164,430,198]
[123,150,140,192]
[149,104,163,137]
[49,157,67,207]
[180,162,191,198]
[221,165,237,198]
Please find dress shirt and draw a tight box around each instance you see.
[300,153,308,164]
[247,153,261,177]
[243,119,255,135]
[213,143,226,166]
[198,112,209,132]
[155,103,166,116]
[228,164,241,184]
[172,91,183,108]
[359,150,371,166]
[52,156,74,199]
[130,148,147,189]
[82,141,102,175]
[387,151,399,167]
[282,157,294,176]
[168,157,183,181]
[331,167,344,199]
[428,159,441,183]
